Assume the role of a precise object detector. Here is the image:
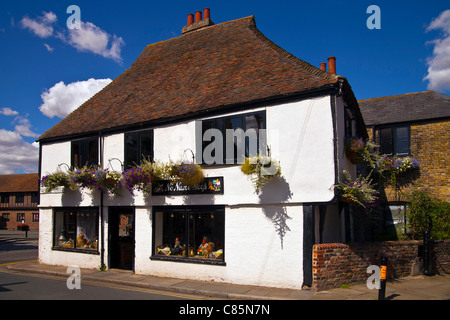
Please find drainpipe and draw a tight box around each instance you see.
[99,131,106,270]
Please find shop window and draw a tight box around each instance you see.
[198,111,266,165]
[53,208,99,253]
[152,206,225,264]
[71,137,99,168]
[124,129,153,168]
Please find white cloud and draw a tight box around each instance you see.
[20,11,57,38]
[0,107,19,116]
[43,43,54,52]
[39,78,112,118]
[424,10,450,92]
[60,21,125,63]
[20,11,124,63]
[0,129,39,174]
[14,117,40,138]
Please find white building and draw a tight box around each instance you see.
[38,11,366,289]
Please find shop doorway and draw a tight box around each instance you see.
[109,207,135,270]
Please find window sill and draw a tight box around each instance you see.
[52,246,100,255]
[150,255,226,266]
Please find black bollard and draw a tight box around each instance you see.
[378,256,387,300]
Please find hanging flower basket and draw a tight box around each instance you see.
[335,170,378,208]
[121,166,153,195]
[40,170,77,192]
[170,162,205,187]
[346,149,361,164]
[344,137,365,164]
[340,195,355,205]
[240,155,282,194]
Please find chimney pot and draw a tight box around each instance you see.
[203,8,210,20]
[187,14,194,25]
[195,11,202,22]
[328,56,336,74]
[320,62,327,71]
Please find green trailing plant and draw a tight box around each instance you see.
[240,155,282,194]
[40,169,77,192]
[335,170,378,208]
[140,158,171,183]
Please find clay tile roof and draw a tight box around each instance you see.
[0,173,39,193]
[39,16,339,141]
[358,90,450,126]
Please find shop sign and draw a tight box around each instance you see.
[152,177,223,195]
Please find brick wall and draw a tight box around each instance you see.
[367,119,450,202]
[312,240,450,291]
[410,120,450,202]
[0,210,39,231]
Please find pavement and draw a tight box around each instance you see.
[1,230,449,300]
[0,230,39,242]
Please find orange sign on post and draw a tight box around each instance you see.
[380,265,387,280]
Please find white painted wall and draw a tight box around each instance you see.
[133,205,304,289]
[39,94,344,288]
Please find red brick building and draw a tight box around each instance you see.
[0,173,40,231]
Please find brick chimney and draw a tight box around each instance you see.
[327,56,336,74]
[182,8,215,34]
[320,62,327,71]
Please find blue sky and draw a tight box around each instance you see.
[1,0,449,173]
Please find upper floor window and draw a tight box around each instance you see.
[198,111,266,165]
[1,193,9,204]
[30,192,39,204]
[15,193,24,203]
[124,130,154,169]
[71,137,98,168]
[344,106,358,138]
[376,125,410,156]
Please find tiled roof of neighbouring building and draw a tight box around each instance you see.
[0,173,39,193]
[358,90,450,126]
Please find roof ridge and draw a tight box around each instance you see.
[358,90,449,102]
[248,19,338,82]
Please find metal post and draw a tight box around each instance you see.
[423,230,430,276]
[378,256,387,300]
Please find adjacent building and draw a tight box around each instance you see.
[0,173,39,231]
[358,90,450,233]
[37,11,367,289]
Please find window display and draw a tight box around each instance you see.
[153,206,225,263]
[53,208,99,252]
